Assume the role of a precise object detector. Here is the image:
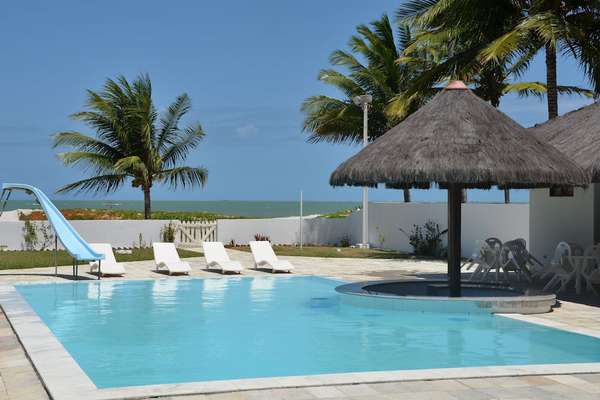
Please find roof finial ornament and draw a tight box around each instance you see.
[445,80,468,90]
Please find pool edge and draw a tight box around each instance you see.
[2,281,600,400]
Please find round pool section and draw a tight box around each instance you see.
[335,280,556,314]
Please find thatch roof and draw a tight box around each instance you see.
[331,81,590,189]
[530,101,600,182]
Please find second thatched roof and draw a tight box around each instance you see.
[331,81,589,189]
[530,101,600,182]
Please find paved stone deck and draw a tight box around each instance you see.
[1,250,600,399]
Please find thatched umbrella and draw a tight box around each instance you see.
[530,101,600,182]
[330,81,589,297]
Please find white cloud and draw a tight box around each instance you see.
[235,123,259,137]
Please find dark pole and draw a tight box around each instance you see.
[447,184,462,297]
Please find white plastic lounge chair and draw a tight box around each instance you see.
[202,242,243,274]
[88,243,126,276]
[249,241,294,273]
[152,242,191,275]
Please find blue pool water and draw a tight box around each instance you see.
[15,276,600,388]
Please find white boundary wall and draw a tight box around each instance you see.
[217,203,529,257]
[0,220,170,250]
[0,203,529,257]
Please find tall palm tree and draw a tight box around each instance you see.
[53,74,208,219]
[398,0,600,119]
[396,1,594,202]
[481,0,600,118]
[301,15,438,202]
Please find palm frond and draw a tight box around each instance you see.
[504,81,594,99]
[158,166,208,190]
[56,174,127,194]
[301,96,363,144]
[160,124,205,168]
[318,69,364,97]
[114,155,148,176]
[57,151,116,174]
[158,93,192,151]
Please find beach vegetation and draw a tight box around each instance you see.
[20,208,237,221]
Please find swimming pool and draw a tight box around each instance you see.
[15,276,600,389]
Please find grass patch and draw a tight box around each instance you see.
[319,209,354,219]
[0,248,202,270]
[231,245,439,260]
[21,209,240,221]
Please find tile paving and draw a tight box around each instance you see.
[1,249,599,399]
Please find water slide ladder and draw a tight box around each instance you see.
[0,183,105,279]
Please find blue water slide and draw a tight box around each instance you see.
[0,183,104,262]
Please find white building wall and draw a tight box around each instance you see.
[529,186,595,261]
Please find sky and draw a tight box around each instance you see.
[0,0,594,203]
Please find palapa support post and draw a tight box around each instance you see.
[447,184,462,297]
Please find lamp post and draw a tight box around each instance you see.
[353,94,372,248]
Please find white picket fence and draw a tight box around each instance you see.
[175,220,217,248]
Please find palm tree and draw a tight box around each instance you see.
[397,0,600,119]
[301,15,438,202]
[53,74,208,219]
[481,0,600,119]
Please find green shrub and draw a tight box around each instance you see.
[21,219,38,251]
[21,217,54,251]
[339,235,351,247]
[254,233,270,242]
[401,220,447,257]
[160,222,177,242]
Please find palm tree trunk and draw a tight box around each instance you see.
[403,188,411,203]
[545,43,558,119]
[504,189,510,204]
[143,186,151,219]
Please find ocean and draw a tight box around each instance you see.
[0,200,360,218]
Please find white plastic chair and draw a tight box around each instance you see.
[544,255,596,294]
[499,239,538,282]
[202,242,243,274]
[584,244,600,285]
[466,238,503,282]
[152,242,191,275]
[88,243,126,276]
[536,241,573,280]
[249,241,294,273]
